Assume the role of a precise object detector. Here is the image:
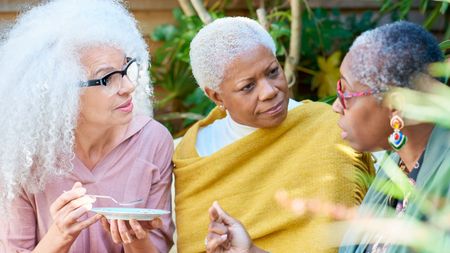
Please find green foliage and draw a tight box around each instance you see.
[150,6,377,135]
[379,0,450,38]
[267,7,376,99]
[150,8,216,136]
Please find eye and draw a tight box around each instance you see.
[268,66,279,78]
[101,73,116,86]
[241,82,255,92]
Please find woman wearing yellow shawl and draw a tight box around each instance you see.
[173,17,374,253]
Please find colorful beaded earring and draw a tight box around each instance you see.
[388,115,407,150]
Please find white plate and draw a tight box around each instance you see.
[91,207,170,221]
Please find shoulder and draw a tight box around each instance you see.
[134,115,173,151]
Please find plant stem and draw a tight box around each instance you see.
[191,0,213,24]
[178,0,196,16]
[256,0,269,30]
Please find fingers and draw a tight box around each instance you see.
[206,233,228,253]
[129,219,148,240]
[71,214,102,232]
[54,195,95,226]
[118,220,134,244]
[72,182,82,190]
[110,219,122,244]
[209,204,220,223]
[100,217,110,233]
[208,221,227,235]
[110,219,142,244]
[211,201,236,226]
[151,218,162,229]
[140,217,162,231]
[50,185,87,217]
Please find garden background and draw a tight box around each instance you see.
[1,0,448,137]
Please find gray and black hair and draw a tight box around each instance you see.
[348,21,444,91]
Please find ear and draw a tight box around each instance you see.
[204,87,224,107]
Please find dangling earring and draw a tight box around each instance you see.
[388,115,407,151]
[219,104,225,111]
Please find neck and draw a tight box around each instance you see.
[75,120,128,169]
[396,123,434,172]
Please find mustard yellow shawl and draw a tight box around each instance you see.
[173,101,374,253]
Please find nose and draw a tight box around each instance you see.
[118,75,136,95]
[258,80,278,101]
[332,98,344,115]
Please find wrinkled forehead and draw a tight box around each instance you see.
[220,45,277,82]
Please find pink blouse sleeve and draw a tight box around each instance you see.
[0,189,36,253]
[146,124,175,253]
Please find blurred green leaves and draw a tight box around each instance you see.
[150,8,215,136]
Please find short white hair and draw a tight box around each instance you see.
[190,17,276,91]
[0,0,152,207]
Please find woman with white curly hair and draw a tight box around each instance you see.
[173,17,374,253]
[0,0,174,252]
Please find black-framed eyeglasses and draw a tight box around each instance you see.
[82,57,139,92]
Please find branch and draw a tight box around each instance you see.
[285,0,302,92]
[177,0,195,17]
[256,0,269,30]
[190,0,213,24]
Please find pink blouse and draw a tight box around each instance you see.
[0,115,175,253]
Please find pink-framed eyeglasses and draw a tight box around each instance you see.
[336,79,386,109]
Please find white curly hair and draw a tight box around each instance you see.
[0,0,152,207]
[190,17,276,91]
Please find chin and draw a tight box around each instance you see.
[263,110,288,128]
[115,114,133,126]
[348,141,374,153]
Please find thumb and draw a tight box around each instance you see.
[151,217,163,229]
[209,203,220,222]
[72,181,83,190]
[141,218,163,230]
[211,201,237,226]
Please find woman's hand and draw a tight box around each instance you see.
[206,201,267,253]
[100,217,162,252]
[33,182,101,252]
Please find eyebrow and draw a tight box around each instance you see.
[235,60,278,84]
[94,66,114,77]
[93,57,128,77]
[340,73,353,89]
[265,60,278,71]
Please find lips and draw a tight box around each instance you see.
[337,122,348,139]
[116,98,133,113]
[261,100,284,115]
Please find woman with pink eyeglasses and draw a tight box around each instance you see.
[204,21,450,253]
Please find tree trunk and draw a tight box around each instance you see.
[285,0,302,96]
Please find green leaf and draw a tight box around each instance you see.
[319,95,337,105]
[173,8,184,23]
[439,40,450,51]
[420,0,429,13]
[151,24,178,41]
[440,2,449,13]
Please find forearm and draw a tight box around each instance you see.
[123,238,159,253]
[32,226,73,253]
